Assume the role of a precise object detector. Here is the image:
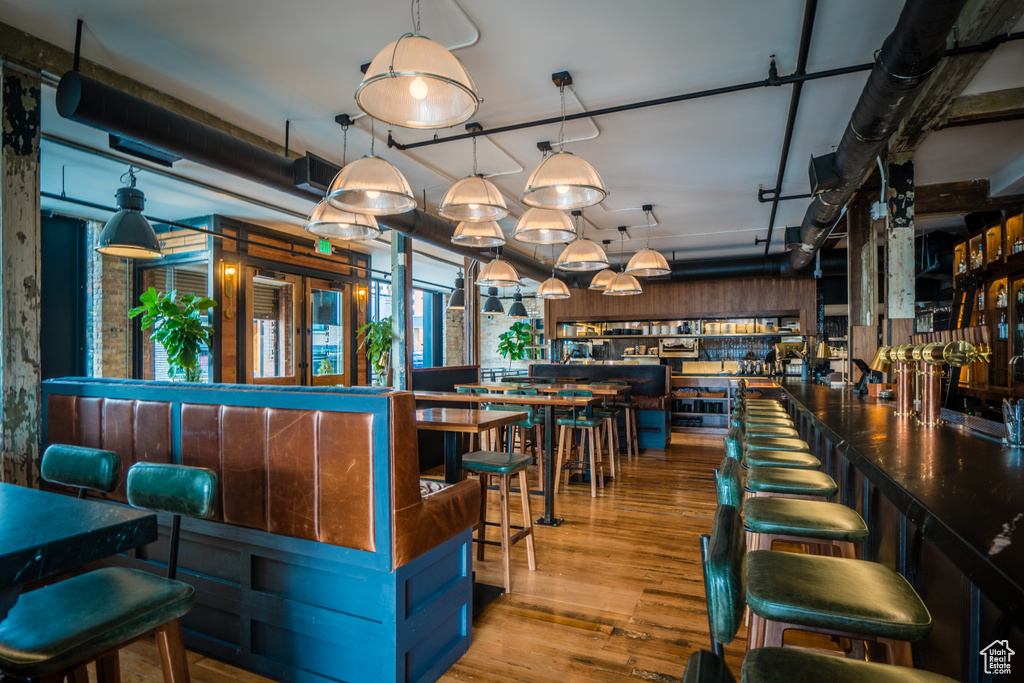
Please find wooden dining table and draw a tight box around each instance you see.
[454,382,630,398]
[415,407,529,485]
[413,391,603,526]
[0,482,157,621]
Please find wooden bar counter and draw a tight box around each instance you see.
[781,381,1023,682]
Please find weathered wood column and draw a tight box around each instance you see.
[847,198,878,375]
[886,153,916,346]
[391,232,412,390]
[0,63,42,486]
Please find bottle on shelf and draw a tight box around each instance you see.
[958,254,967,273]
[978,291,985,309]
[997,284,1007,308]
[999,312,1008,340]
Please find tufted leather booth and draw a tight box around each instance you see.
[44,380,479,570]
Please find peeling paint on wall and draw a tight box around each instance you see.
[887,155,915,321]
[1,66,42,487]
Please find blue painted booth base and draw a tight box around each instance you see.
[103,517,472,683]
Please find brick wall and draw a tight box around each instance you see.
[85,220,134,378]
[443,292,465,366]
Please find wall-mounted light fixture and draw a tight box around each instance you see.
[222,264,236,319]
[357,286,367,313]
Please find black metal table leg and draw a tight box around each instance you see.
[444,431,461,484]
[537,405,562,526]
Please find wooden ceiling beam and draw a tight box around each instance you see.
[916,179,1024,215]
[939,86,1024,128]
[889,0,1024,154]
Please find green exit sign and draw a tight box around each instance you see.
[316,239,332,255]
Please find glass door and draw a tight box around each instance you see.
[247,268,301,385]
[307,278,351,386]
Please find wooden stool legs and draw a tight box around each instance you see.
[475,470,537,593]
[554,424,604,497]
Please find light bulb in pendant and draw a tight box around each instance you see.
[365,190,381,199]
[468,203,479,210]
[409,76,428,100]
[556,185,569,194]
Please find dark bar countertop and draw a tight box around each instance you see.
[782,382,1024,627]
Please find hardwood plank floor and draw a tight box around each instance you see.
[110,433,741,682]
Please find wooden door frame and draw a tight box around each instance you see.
[245,267,302,385]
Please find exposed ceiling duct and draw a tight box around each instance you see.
[54,70,556,281]
[788,0,969,272]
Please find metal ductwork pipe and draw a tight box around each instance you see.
[378,210,554,284]
[788,0,969,271]
[56,71,319,202]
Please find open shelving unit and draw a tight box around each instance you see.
[669,376,786,435]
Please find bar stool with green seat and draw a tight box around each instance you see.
[731,416,800,439]
[716,456,865,558]
[487,388,544,487]
[725,426,822,471]
[0,461,217,683]
[461,450,537,593]
[703,504,938,667]
[554,390,605,497]
[40,443,121,500]
[692,528,954,683]
[598,380,638,463]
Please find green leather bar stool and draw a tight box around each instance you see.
[599,380,638,462]
[592,404,623,476]
[745,466,838,499]
[717,456,865,558]
[733,414,794,428]
[724,427,820,470]
[554,390,605,497]
[0,462,217,683]
[732,418,800,439]
[703,504,938,668]
[462,451,537,593]
[40,444,121,499]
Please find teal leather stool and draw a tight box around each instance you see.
[724,428,820,470]
[716,457,865,559]
[462,451,537,593]
[40,444,120,499]
[734,421,800,439]
[745,466,838,499]
[600,380,638,462]
[703,504,937,667]
[554,390,605,497]
[0,462,217,682]
[681,648,955,683]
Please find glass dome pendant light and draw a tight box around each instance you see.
[476,248,521,287]
[521,83,608,210]
[512,207,577,245]
[625,206,671,276]
[537,244,571,300]
[307,121,383,240]
[555,211,609,271]
[439,136,509,222]
[326,117,416,215]
[355,0,480,129]
[588,266,616,291]
[604,229,643,296]
[451,220,505,247]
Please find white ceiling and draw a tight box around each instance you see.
[6,0,1023,288]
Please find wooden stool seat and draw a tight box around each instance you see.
[462,451,537,593]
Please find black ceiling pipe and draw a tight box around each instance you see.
[788,0,969,272]
[56,71,320,202]
[377,210,556,284]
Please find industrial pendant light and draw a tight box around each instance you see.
[439,137,509,222]
[507,288,529,318]
[521,82,607,210]
[512,207,577,245]
[327,117,416,215]
[447,271,466,309]
[625,206,670,276]
[477,251,521,287]
[95,168,163,259]
[451,220,505,247]
[355,0,480,129]
[482,286,504,314]
[305,200,381,241]
[604,228,642,296]
[556,211,608,271]
[537,244,571,300]
[589,267,616,291]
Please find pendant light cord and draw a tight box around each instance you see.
[472,136,478,176]
[411,0,421,34]
[558,85,566,152]
[370,117,376,156]
[644,207,652,249]
[341,121,348,166]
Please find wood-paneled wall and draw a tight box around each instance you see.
[545,276,817,332]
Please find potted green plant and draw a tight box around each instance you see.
[497,320,534,370]
[357,316,393,386]
[129,287,217,382]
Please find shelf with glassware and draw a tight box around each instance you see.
[555,316,800,340]
[952,209,1024,398]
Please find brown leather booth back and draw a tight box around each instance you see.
[46,395,173,501]
[180,404,375,552]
